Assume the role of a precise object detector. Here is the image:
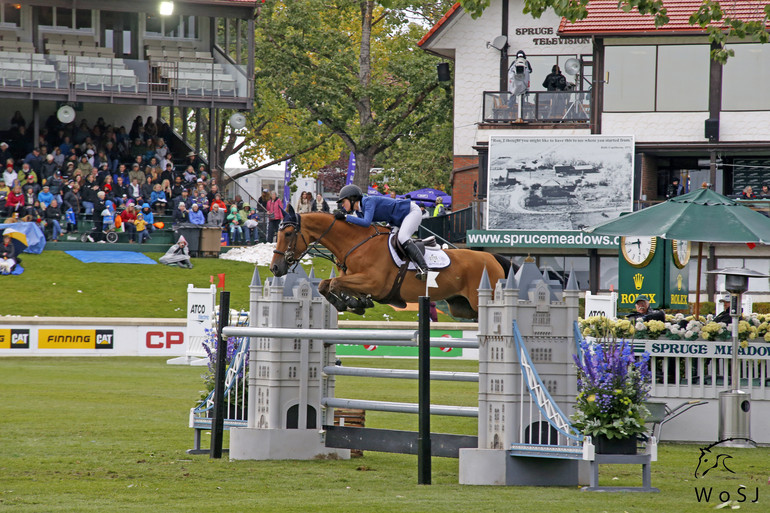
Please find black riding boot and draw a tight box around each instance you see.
[402,238,429,281]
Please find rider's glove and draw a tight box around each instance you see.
[334,210,347,220]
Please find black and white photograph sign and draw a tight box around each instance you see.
[486,135,635,230]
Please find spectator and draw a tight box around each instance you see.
[311,193,329,213]
[432,196,446,217]
[419,202,429,218]
[0,179,7,212]
[0,142,12,165]
[210,193,226,212]
[226,204,244,245]
[76,154,93,176]
[207,202,224,227]
[112,176,127,205]
[150,183,168,214]
[140,175,154,202]
[134,213,150,243]
[183,166,197,186]
[3,164,17,187]
[128,163,144,185]
[128,177,142,203]
[120,202,138,243]
[22,174,40,196]
[296,191,312,213]
[63,184,80,231]
[192,189,209,213]
[159,236,193,268]
[184,151,202,170]
[114,163,129,185]
[666,177,684,199]
[18,163,37,185]
[1,232,19,272]
[266,190,283,242]
[38,185,54,208]
[40,154,58,181]
[187,203,204,225]
[140,203,156,237]
[542,64,568,91]
[10,110,26,130]
[242,205,258,244]
[174,188,191,209]
[43,198,63,242]
[741,186,757,199]
[5,184,24,216]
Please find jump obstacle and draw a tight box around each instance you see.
[190,261,659,488]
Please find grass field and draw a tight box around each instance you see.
[5,251,455,322]
[2,357,768,512]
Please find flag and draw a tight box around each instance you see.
[345,152,356,185]
[217,274,225,289]
[210,275,214,284]
[283,159,292,205]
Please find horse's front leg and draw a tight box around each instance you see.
[318,278,349,312]
[328,274,383,309]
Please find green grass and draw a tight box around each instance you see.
[6,251,454,321]
[1,357,768,512]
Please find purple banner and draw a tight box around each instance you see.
[283,159,292,205]
[345,152,356,185]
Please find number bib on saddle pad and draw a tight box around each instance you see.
[387,233,451,271]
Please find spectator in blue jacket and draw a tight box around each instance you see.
[188,203,205,225]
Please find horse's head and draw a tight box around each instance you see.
[270,204,307,276]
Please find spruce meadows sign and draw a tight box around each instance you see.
[644,341,770,359]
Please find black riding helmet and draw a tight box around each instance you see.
[337,184,363,205]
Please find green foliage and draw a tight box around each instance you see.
[254,0,453,186]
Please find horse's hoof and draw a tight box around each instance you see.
[348,307,366,315]
[326,292,348,312]
[364,296,374,309]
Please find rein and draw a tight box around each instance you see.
[274,214,388,274]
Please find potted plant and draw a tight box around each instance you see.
[571,339,652,454]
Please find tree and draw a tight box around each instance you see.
[460,0,769,62]
[255,0,455,190]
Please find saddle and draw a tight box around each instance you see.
[389,234,437,260]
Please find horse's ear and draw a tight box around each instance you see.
[280,206,289,219]
[287,203,296,216]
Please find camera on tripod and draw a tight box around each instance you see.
[513,56,527,75]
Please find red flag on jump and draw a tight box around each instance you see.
[217,273,226,289]
[210,275,214,284]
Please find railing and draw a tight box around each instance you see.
[419,207,472,245]
[510,320,585,458]
[0,52,250,103]
[482,90,591,123]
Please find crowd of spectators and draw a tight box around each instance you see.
[0,112,266,245]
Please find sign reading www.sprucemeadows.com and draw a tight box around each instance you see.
[467,230,620,249]
[644,341,770,359]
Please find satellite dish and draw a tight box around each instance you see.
[564,58,581,76]
[486,35,508,51]
[229,112,247,130]
[57,105,76,124]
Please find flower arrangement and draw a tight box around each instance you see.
[199,328,249,406]
[571,339,652,440]
[580,312,769,344]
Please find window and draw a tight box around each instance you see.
[148,14,197,38]
[37,6,53,27]
[38,6,91,29]
[146,14,162,35]
[656,45,709,111]
[56,7,72,28]
[1,3,21,26]
[75,9,92,29]
[604,46,656,111]
[722,43,770,110]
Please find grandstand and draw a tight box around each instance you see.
[0,1,257,253]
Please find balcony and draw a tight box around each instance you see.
[482,91,591,124]
[0,50,252,109]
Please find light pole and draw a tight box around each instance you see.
[707,267,768,447]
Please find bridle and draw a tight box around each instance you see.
[273,213,337,270]
[273,212,388,273]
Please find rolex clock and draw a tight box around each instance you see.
[671,239,691,269]
[620,236,657,268]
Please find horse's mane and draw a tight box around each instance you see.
[286,210,392,236]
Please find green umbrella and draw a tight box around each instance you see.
[585,188,770,317]
[585,188,770,243]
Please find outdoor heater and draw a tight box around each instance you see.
[707,267,768,447]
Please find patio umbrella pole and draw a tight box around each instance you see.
[694,242,704,319]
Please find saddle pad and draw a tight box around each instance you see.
[388,233,451,270]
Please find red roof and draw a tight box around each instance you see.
[418,2,462,47]
[559,0,770,36]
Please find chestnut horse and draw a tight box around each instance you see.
[270,206,509,319]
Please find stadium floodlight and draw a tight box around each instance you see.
[159,1,174,16]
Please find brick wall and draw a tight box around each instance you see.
[451,155,479,209]
[640,153,659,201]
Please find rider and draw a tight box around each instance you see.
[335,184,429,280]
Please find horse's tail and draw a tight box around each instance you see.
[492,253,513,278]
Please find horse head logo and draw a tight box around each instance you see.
[693,438,752,478]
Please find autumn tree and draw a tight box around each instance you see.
[254,0,455,190]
